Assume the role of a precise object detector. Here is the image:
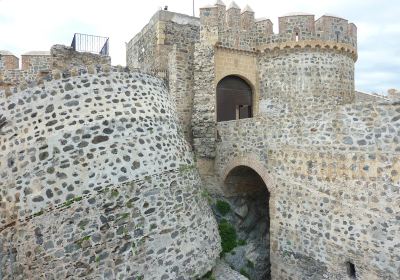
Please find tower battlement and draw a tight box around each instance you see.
[199,1,357,53]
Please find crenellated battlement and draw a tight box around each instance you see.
[199,1,357,52]
[0,45,111,95]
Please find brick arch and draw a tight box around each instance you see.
[221,154,276,196]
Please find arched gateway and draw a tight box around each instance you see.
[221,156,274,280]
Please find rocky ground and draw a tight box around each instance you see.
[201,187,270,280]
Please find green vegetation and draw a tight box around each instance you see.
[201,189,212,204]
[76,235,91,248]
[246,259,255,269]
[200,270,215,280]
[150,223,157,230]
[117,212,130,221]
[144,176,152,183]
[238,239,246,246]
[33,210,44,217]
[216,200,231,216]
[111,189,119,198]
[126,199,134,208]
[178,164,196,172]
[62,196,83,207]
[218,219,237,253]
[78,219,89,230]
[240,268,250,278]
[282,250,294,257]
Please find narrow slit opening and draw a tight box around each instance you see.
[346,261,356,278]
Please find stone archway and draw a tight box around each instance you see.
[221,155,276,195]
[219,155,275,280]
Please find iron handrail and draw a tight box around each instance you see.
[71,33,109,56]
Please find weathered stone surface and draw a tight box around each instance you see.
[213,260,249,280]
[125,6,399,280]
[0,68,220,279]
[1,4,399,280]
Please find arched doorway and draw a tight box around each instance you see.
[222,165,271,280]
[217,75,253,122]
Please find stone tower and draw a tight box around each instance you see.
[192,3,357,171]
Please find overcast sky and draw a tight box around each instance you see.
[0,0,399,94]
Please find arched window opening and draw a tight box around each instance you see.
[217,76,253,122]
[295,32,299,42]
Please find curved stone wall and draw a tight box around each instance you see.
[259,47,355,117]
[0,69,220,279]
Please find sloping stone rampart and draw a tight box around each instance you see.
[0,68,220,279]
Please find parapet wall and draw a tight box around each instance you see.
[21,51,51,71]
[0,45,111,95]
[0,51,19,70]
[199,2,357,51]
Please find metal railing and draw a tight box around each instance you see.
[71,33,109,56]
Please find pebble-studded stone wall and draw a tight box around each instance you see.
[21,54,51,72]
[199,4,357,51]
[168,44,196,142]
[355,91,389,103]
[126,6,399,280]
[259,47,355,116]
[129,7,358,163]
[0,45,111,96]
[50,45,111,72]
[215,100,400,280]
[192,44,217,161]
[0,68,220,279]
[126,10,199,72]
[126,10,200,144]
[0,53,19,70]
[190,4,358,162]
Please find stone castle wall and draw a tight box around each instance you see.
[21,53,51,72]
[0,53,19,70]
[0,66,220,279]
[191,3,358,163]
[50,45,110,72]
[0,45,111,96]
[199,5,357,50]
[259,47,355,117]
[126,6,358,158]
[126,10,199,72]
[355,91,389,103]
[126,10,200,142]
[215,100,400,279]
[168,44,196,142]
[192,44,217,160]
